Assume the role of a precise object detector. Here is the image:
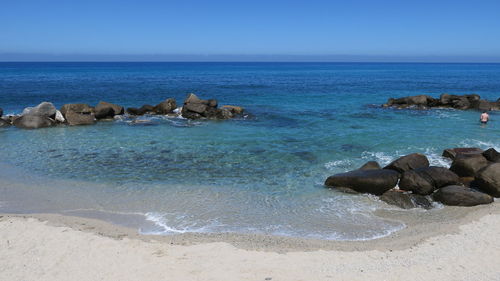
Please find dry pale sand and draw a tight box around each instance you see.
[1,207,500,281]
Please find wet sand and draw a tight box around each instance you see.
[1,201,500,280]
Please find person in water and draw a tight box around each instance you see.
[480,111,489,124]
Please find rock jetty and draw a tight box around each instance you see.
[383,94,500,110]
[325,147,500,208]
[0,94,245,130]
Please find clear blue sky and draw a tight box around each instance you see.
[1,0,500,62]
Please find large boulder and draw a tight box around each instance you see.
[60,104,94,117]
[13,115,55,129]
[450,154,489,177]
[325,169,399,195]
[482,148,500,163]
[379,190,433,209]
[65,111,96,126]
[358,161,381,171]
[475,163,500,197]
[181,93,218,119]
[95,101,124,119]
[22,102,57,119]
[399,166,461,195]
[154,98,177,115]
[442,147,483,160]
[432,185,493,206]
[384,153,429,174]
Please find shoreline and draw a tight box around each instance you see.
[2,204,500,281]
[2,200,499,252]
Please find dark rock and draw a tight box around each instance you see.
[95,101,124,118]
[13,115,55,129]
[184,102,208,114]
[215,108,234,120]
[450,154,489,177]
[0,108,3,117]
[153,98,177,114]
[379,190,416,209]
[482,148,500,162]
[207,99,218,108]
[0,118,11,127]
[126,105,154,115]
[411,194,434,209]
[432,185,493,206]
[358,161,381,170]
[22,102,57,119]
[60,104,94,117]
[182,93,216,119]
[442,147,483,160]
[65,111,96,126]
[399,166,461,195]
[459,177,475,188]
[475,163,500,197]
[94,106,115,119]
[384,153,429,174]
[380,190,434,209]
[325,169,399,195]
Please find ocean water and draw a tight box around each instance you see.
[1,62,499,240]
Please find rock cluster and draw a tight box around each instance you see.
[383,94,500,111]
[325,147,500,208]
[0,94,245,130]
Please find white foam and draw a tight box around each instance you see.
[324,159,354,171]
[140,212,213,235]
[361,151,395,166]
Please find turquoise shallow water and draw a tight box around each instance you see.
[0,62,499,240]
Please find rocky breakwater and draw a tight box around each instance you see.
[382,94,500,111]
[325,148,500,209]
[1,94,245,130]
[181,93,244,120]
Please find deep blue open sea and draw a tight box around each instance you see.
[1,62,499,240]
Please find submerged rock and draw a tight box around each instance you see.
[475,163,500,197]
[384,153,429,174]
[432,185,493,206]
[13,115,55,129]
[450,154,489,177]
[325,169,399,195]
[399,166,461,195]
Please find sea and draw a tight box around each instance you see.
[0,62,499,240]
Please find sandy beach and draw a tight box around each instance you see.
[1,202,500,281]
